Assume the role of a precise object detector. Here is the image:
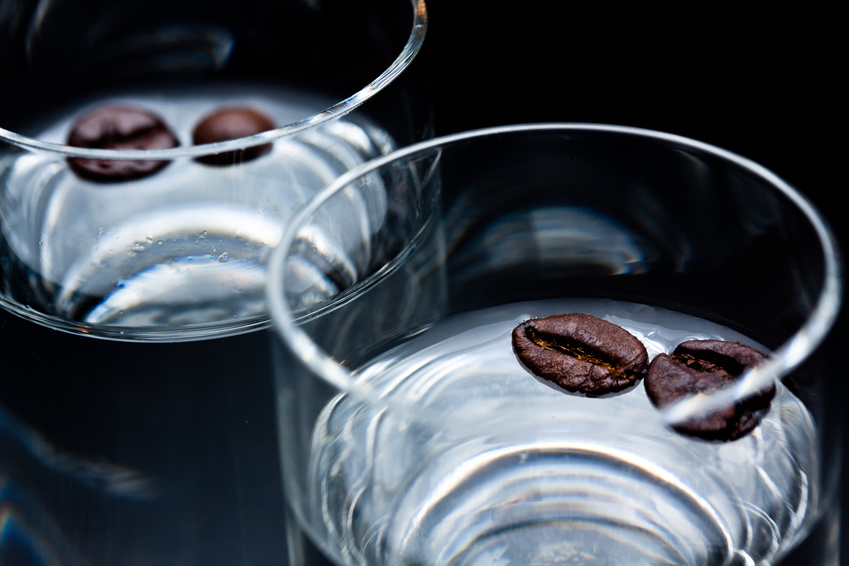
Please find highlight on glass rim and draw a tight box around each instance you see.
[266,124,842,566]
[0,1,430,565]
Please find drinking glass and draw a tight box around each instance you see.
[267,124,843,566]
[0,0,429,564]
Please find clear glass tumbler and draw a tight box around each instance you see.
[268,124,843,566]
[0,0,429,564]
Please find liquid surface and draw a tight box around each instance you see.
[0,84,391,331]
[309,299,817,566]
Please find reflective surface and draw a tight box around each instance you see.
[0,0,430,563]
[269,125,842,565]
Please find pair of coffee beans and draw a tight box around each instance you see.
[511,313,775,442]
[67,105,276,183]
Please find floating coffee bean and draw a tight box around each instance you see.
[67,105,179,183]
[512,313,648,397]
[192,107,276,166]
[645,339,774,441]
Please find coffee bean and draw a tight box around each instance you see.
[67,105,179,183]
[645,340,775,441]
[512,313,648,397]
[192,107,276,166]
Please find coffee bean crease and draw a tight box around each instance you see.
[66,105,179,183]
[645,339,774,441]
[512,313,648,397]
[526,329,624,375]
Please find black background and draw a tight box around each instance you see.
[424,4,842,245]
[422,3,845,561]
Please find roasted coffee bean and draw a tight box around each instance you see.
[67,105,179,183]
[645,339,774,441]
[512,313,648,397]
[192,107,275,165]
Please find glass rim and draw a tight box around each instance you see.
[266,122,844,424]
[0,0,428,161]
[0,295,272,342]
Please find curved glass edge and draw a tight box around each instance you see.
[0,0,428,160]
[0,0,427,341]
[0,295,272,342]
[266,123,844,422]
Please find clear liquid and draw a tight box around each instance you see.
[0,83,392,329]
[310,299,818,566]
[0,83,392,564]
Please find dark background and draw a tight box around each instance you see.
[423,3,845,561]
[425,5,842,245]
